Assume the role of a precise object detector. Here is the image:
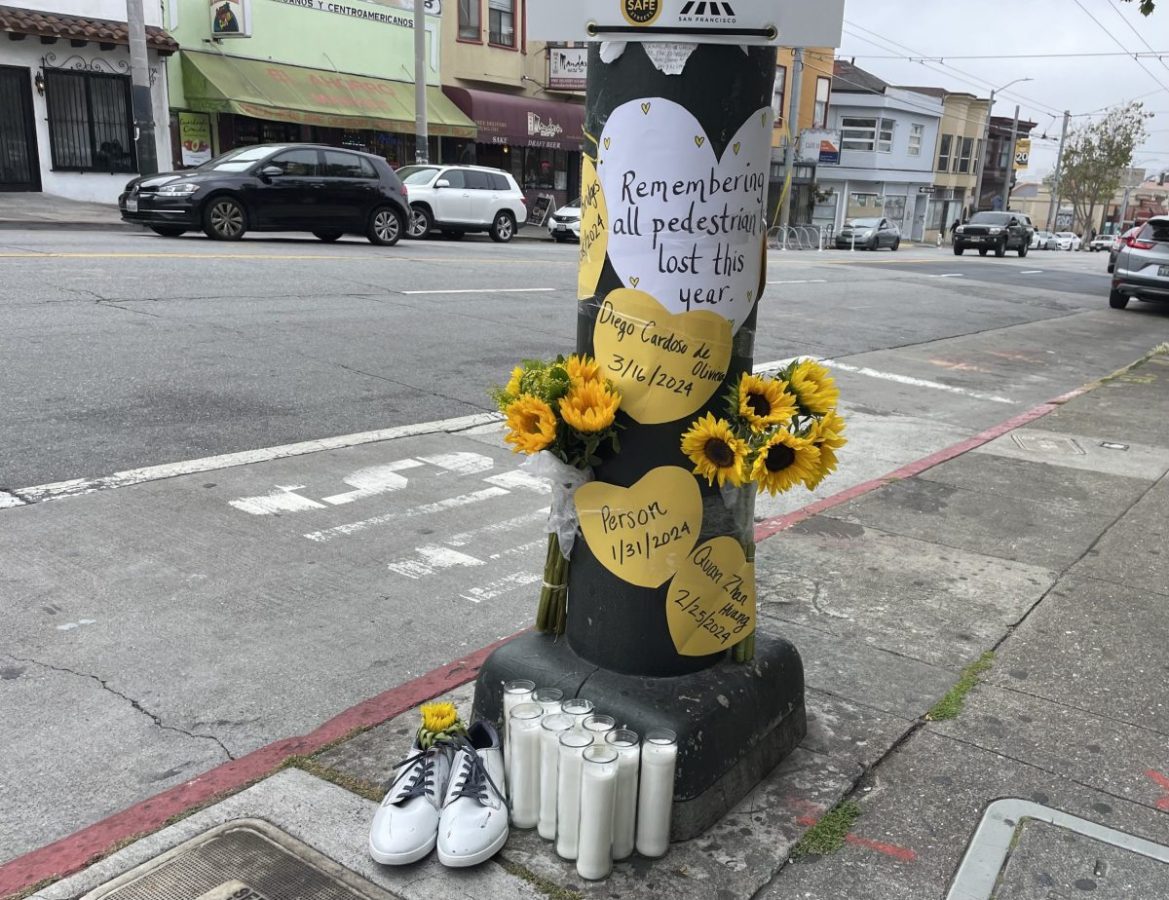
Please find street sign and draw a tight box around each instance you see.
[527,0,844,47]
[918,186,934,194]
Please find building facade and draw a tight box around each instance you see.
[814,61,941,241]
[0,0,175,201]
[978,114,1035,212]
[767,46,834,224]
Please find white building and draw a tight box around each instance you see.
[0,1,174,202]
[813,60,942,242]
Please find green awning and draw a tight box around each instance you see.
[182,51,476,140]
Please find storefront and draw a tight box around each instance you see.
[443,87,584,212]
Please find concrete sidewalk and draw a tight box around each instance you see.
[6,347,1169,900]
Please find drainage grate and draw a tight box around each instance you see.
[82,819,397,900]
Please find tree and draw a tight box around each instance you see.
[1053,102,1150,233]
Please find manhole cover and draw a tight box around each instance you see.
[82,819,396,900]
[1010,433,1086,456]
[946,799,1169,900]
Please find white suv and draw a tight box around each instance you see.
[397,164,526,242]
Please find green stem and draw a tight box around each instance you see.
[535,534,558,632]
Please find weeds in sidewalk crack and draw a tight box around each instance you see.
[790,799,861,860]
[283,756,383,803]
[926,651,994,721]
[496,858,584,900]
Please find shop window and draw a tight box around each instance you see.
[814,77,830,128]
[44,69,136,173]
[489,0,515,46]
[846,192,881,219]
[522,147,565,190]
[937,134,952,172]
[883,195,905,222]
[771,66,787,126]
[459,0,481,40]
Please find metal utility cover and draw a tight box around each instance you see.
[82,819,398,900]
[1010,433,1086,456]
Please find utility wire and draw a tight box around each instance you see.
[1072,0,1169,94]
[1105,0,1169,78]
[851,51,1169,61]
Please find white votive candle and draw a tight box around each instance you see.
[502,679,535,789]
[533,687,564,715]
[556,729,593,860]
[508,702,543,829]
[538,713,572,840]
[635,727,677,858]
[606,728,640,860]
[577,744,619,881]
[582,714,616,745]
[561,697,594,728]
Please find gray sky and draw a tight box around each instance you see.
[836,0,1169,182]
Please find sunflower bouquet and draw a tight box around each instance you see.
[679,359,847,661]
[493,355,623,634]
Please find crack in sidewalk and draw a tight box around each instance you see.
[6,654,236,761]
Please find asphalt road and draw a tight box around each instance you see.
[3,230,1169,862]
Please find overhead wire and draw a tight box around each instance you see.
[1071,0,1169,94]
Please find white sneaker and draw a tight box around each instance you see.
[369,737,454,865]
[436,721,509,867]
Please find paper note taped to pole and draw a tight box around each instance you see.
[666,536,755,656]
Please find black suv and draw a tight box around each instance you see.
[119,144,409,245]
[953,211,1034,258]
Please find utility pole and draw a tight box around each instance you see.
[1046,109,1070,232]
[1000,104,1020,212]
[971,89,995,215]
[413,0,429,163]
[126,0,157,175]
[778,48,803,229]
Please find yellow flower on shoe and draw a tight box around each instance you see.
[738,374,796,432]
[681,413,748,488]
[559,381,620,433]
[565,354,603,388]
[420,701,459,734]
[752,431,821,495]
[504,395,558,454]
[787,360,840,416]
[804,409,847,489]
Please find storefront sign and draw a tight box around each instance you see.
[271,0,440,29]
[549,45,587,90]
[178,111,213,166]
[1013,137,1030,171]
[528,0,843,46]
[210,0,251,37]
[797,129,840,166]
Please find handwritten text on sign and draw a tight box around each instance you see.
[666,536,755,655]
[593,288,731,424]
[578,154,608,299]
[575,466,701,587]
[598,99,771,333]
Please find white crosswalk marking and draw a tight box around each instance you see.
[388,545,486,579]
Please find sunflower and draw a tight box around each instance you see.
[504,394,558,454]
[504,365,524,398]
[420,701,460,734]
[804,409,847,489]
[751,430,821,495]
[738,374,797,432]
[565,354,603,387]
[559,380,620,433]
[681,413,748,488]
[787,360,840,416]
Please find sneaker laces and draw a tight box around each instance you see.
[447,734,504,807]
[386,739,453,804]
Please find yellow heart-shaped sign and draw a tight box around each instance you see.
[666,537,755,656]
[577,155,608,300]
[575,467,702,588]
[593,289,733,425]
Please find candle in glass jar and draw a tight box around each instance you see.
[635,728,677,858]
[508,702,543,829]
[538,713,572,840]
[605,728,640,860]
[502,679,535,789]
[581,714,616,745]
[556,729,593,860]
[576,745,619,881]
[533,687,564,715]
[561,697,594,728]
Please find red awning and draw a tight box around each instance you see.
[443,87,583,151]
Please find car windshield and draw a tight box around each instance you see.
[848,218,881,227]
[1056,233,1075,238]
[968,212,1012,225]
[199,145,289,173]
[396,166,440,185]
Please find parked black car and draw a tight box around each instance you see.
[119,144,408,245]
[953,211,1034,258]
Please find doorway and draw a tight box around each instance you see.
[0,65,41,192]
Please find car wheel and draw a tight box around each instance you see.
[313,231,342,242]
[368,206,404,246]
[202,196,246,241]
[553,234,570,243]
[150,226,186,237]
[979,248,989,256]
[1109,289,1129,309]
[953,245,964,256]
[442,230,465,241]
[994,240,1007,258]
[407,205,432,239]
[892,238,900,251]
[1107,263,1115,274]
[490,211,516,243]
[869,237,879,251]
[1018,243,1028,258]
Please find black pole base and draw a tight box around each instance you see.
[471,631,806,841]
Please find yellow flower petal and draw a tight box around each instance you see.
[681,413,748,488]
[559,381,620,433]
[788,361,840,416]
[738,373,797,432]
[504,395,558,454]
[751,431,821,495]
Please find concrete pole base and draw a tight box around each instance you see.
[471,631,806,841]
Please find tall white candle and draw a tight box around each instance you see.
[576,745,619,881]
[556,729,593,860]
[582,714,615,745]
[606,728,640,860]
[502,679,535,790]
[538,713,572,840]
[508,702,543,829]
[635,728,677,858]
[561,697,594,728]
[533,687,564,715]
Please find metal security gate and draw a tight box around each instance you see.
[0,65,41,191]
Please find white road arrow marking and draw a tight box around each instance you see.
[388,545,487,579]
[322,459,424,506]
[229,485,327,516]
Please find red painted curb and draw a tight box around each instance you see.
[0,632,520,899]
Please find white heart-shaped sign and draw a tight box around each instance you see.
[598,99,772,334]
